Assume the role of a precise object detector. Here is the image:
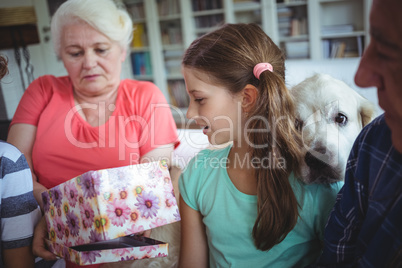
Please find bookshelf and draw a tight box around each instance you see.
[276,1,310,59]
[313,0,370,59]
[122,0,372,124]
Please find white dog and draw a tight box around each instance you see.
[291,74,376,184]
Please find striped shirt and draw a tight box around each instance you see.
[313,115,402,267]
[0,141,41,266]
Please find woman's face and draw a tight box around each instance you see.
[60,22,126,97]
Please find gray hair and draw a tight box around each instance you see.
[51,0,133,57]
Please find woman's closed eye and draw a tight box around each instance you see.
[194,98,204,102]
[95,48,108,55]
[69,51,83,57]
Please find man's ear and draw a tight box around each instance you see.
[241,84,258,112]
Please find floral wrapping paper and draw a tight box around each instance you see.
[41,160,180,265]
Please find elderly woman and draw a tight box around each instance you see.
[7,0,178,267]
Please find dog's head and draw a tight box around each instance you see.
[291,74,376,184]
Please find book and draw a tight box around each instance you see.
[356,35,363,57]
[336,42,346,58]
[322,39,330,58]
[132,23,147,48]
[131,52,152,76]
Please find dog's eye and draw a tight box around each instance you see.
[295,119,303,131]
[335,113,348,126]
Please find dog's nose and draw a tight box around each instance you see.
[305,151,330,170]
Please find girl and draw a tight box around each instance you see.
[178,23,343,268]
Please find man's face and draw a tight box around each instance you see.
[354,0,402,153]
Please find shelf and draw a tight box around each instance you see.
[321,30,366,39]
[133,74,154,80]
[163,44,185,51]
[277,1,307,8]
[131,47,151,52]
[192,9,225,16]
[167,74,184,80]
[319,0,350,3]
[280,34,309,42]
[159,14,181,21]
[233,2,261,11]
[132,18,146,24]
[195,26,222,34]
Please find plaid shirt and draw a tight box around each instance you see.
[313,115,402,267]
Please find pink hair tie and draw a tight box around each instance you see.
[253,63,273,80]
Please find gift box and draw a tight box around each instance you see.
[41,161,181,266]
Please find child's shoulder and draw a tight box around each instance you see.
[0,141,24,161]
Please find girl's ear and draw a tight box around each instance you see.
[241,84,258,112]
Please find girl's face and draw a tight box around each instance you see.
[60,22,126,97]
[183,67,244,145]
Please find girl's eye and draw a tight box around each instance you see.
[194,98,204,103]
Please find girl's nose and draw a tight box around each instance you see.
[186,103,197,120]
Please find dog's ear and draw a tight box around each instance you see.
[359,97,376,127]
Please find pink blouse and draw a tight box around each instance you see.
[11,75,178,189]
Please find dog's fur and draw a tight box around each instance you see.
[291,74,376,184]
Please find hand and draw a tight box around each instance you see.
[143,229,152,238]
[32,217,58,261]
[135,229,152,238]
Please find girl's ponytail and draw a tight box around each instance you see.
[248,68,303,250]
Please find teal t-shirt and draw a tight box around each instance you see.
[179,145,343,268]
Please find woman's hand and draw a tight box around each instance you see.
[33,217,58,261]
[140,143,175,167]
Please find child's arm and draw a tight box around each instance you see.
[3,246,35,267]
[179,196,209,268]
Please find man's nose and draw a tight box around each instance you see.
[354,44,382,89]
